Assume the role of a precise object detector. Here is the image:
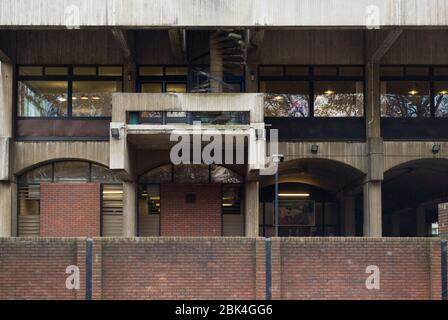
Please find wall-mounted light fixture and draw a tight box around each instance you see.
[111,127,120,139]
[432,144,441,154]
[311,144,319,154]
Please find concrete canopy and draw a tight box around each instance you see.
[0,0,447,28]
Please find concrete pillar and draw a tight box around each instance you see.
[245,181,259,237]
[391,212,401,236]
[122,182,137,236]
[416,206,427,237]
[342,196,356,236]
[0,60,13,237]
[363,62,384,237]
[363,181,382,237]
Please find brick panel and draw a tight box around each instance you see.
[0,238,81,300]
[100,238,261,300]
[438,203,448,238]
[40,183,101,237]
[277,237,441,300]
[160,184,222,236]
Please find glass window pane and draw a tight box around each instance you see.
[98,66,123,76]
[380,66,404,77]
[339,67,364,77]
[260,81,310,117]
[45,67,69,76]
[17,81,68,117]
[285,67,309,76]
[19,66,43,76]
[314,67,337,76]
[174,164,209,183]
[139,66,163,76]
[434,67,448,77]
[314,81,364,117]
[139,165,173,183]
[74,66,97,76]
[141,83,163,93]
[380,81,431,117]
[165,67,188,76]
[20,164,53,184]
[91,164,121,183]
[434,82,448,118]
[259,66,283,77]
[54,162,90,183]
[211,165,242,183]
[72,81,121,117]
[406,67,429,77]
[139,184,160,215]
[222,184,241,214]
[166,83,187,93]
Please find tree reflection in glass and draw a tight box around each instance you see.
[381,81,430,117]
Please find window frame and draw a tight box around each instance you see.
[258,64,366,118]
[16,64,123,120]
[137,64,245,93]
[380,64,448,118]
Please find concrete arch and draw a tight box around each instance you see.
[13,141,110,175]
[384,141,448,172]
[260,157,365,194]
[276,141,367,174]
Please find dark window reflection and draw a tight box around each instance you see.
[434,82,448,118]
[18,81,68,117]
[260,81,309,117]
[381,81,431,117]
[314,81,364,117]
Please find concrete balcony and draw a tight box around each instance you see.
[110,93,266,180]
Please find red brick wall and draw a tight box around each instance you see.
[160,184,222,236]
[275,237,441,300]
[0,237,443,300]
[100,238,263,299]
[438,203,448,237]
[40,183,101,237]
[0,238,83,300]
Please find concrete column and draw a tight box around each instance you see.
[391,212,401,236]
[0,60,13,237]
[363,181,382,237]
[416,206,427,237]
[363,62,384,237]
[342,196,356,236]
[122,182,137,236]
[245,181,259,237]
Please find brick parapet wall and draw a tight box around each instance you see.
[277,237,442,300]
[0,237,445,300]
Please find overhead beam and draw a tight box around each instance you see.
[0,49,12,64]
[168,29,186,62]
[248,30,265,60]
[369,28,403,63]
[111,28,133,61]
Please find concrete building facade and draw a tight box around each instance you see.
[0,0,447,300]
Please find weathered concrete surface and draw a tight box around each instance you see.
[0,0,447,28]
[13,141,110,174]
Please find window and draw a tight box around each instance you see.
[18,81,68,117]
[17,65,123,118]
[17,161,122,237]
[381,81,431,117]
[72,81,122,117]
[259,65,364,118]
[380,65,448,118]
[314,81,364,117]
[138,184,160,236]
[222,185,241,214]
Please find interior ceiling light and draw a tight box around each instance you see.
[274,95,284,101]
[278,193,310,197]
[439,90,448,95]
[57,97,67,102]
[408,89,419,96]
[80,96,89,100]
[92,96,101,100]
[324,89,335,95]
